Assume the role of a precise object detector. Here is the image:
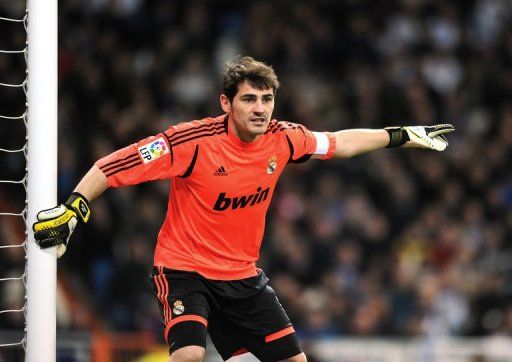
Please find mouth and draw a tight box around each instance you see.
[250,117,267,125]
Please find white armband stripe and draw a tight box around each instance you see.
[312,131,329,155]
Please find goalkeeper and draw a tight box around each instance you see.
[33,56,454,362]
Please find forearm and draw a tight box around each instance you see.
[73,165,108,202]
[333,129,389,158]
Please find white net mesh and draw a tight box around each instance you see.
[0,6,28,358]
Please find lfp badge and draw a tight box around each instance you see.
[150,139,167,157]
[138,137,169,164]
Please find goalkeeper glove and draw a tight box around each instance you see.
[385,124,455,151]
[32,192,91,258]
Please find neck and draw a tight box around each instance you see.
[229,115,258,143]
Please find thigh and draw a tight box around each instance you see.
[150,267,212,354]
[207,310,246,361]
[209,285,302,361]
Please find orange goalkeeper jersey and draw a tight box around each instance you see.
[95,115,336,280]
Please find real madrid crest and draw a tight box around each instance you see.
[173,300,185,315]
[266,156,277,174]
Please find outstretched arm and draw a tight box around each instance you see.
[32,124,182,257]
[332,129,389,158]
[318,124,455,159]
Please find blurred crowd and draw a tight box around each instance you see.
[1,0,512,343]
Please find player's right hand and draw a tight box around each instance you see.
[32,192,91,258]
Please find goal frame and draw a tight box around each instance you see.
[26,0,58,360]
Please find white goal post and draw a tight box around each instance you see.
[26,0,58,361]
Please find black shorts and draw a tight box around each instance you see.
[150,267,302,361]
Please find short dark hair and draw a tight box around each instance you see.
[222,56,280,102]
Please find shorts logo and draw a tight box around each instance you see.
[266,156,277,174]
[138,137,169,164]
[173,300,185,315]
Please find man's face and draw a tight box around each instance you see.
[220,80,275,142]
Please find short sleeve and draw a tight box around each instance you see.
[282,122,336,163]
[95,124,199,187]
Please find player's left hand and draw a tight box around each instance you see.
[385,124,455,151]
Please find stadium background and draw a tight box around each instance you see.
[1,0,512,360]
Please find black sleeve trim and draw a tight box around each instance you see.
[179,144,199,178]
[291,153,313,164]
[285,135,295,164]
[286,135,312,164]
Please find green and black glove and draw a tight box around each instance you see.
[385,124,455,151]
[32,192,91,258]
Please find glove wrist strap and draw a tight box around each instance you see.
[65,192,91,223]
[385,127,409,148]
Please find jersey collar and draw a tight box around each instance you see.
[225,114,265,150]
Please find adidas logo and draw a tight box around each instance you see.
[213,166,228,176]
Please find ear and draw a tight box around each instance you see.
[220,94,231,113]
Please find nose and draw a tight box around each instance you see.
[253,99,265,113]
